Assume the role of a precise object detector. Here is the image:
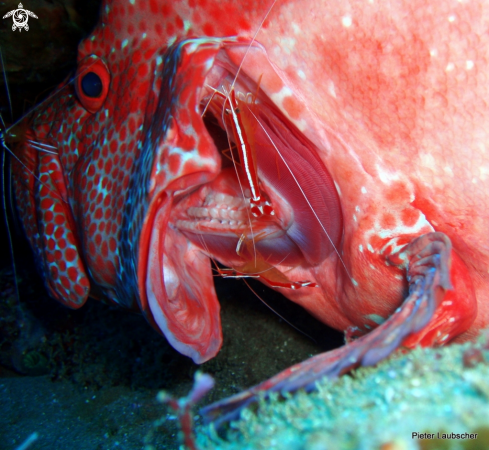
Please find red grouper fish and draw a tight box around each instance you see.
[10,0,489,424]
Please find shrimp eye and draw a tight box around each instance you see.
[75,55,110,114]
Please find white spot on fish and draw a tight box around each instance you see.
[382,213,433,240]
[365,314,386,325]
[129,0,135,4]
[479,165,489,181]
[446,62,455,72]
[449,317,455,323]
[297,70,306,80]
[419,152,436,169]
[292,23,300,34]
[352,279,358,286]
[369,263,376,270]
[443,165,454,177]
[355,205,360,212]
[142,33,147,39]
[448,14,456,22]
[394,274,403,280]
[280,37,297,54]
[204,58,213,72]
[361,186,367,194]
[443,300,453,306]
[376,164,400,184]
[270,87,307,130]
[359,244,363,252]
[184,20,192,32]
[430,48,438,57]
[466,60,474,70]
[342,16,352,27]
[122,39,129,49]
[353,214,357,222]
[367,244,374,253]
[334,181,341,196]
[327,80,336,98]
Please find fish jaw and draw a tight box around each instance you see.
[135,38,341,362]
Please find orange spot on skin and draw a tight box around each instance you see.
[400,208,419,227]
[203,23,215,35]
[385,181,411,204]
[54,227,63,239]
[175,15,184,30]
[58,259,66,272]
[380,212,396,230]
[282,96,305,121]
[60,276,71,290]
[102,241,109,258]
[168,153,181,174]
[75,284,86,297]
[66,248,77,262]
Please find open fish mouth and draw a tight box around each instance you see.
[143,39,343,364]
[171,42,343,269]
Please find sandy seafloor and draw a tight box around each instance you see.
[3,235,489,450]
[0,230,342,450]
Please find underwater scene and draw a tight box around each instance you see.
[2,0,489,449]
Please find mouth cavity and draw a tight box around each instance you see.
[171,44,343,270]
[141,39,344,365]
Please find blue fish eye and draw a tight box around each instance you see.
[81,72,103,98]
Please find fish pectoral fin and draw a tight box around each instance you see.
[201,232,477,428]
[393,232,477,347]
[35,152,90,308]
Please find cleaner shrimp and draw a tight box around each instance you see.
[198,0,351,291]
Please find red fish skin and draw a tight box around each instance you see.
[11,0,488,371]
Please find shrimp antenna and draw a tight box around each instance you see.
[0,46,13,123]
[243,279,317,344]
[230,0,278,92]
[1,139,23,322]
[4,59,98,135]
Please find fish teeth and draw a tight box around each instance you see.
[187,200,248,222]
[175,218,246,233]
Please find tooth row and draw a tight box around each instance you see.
[204,193,245,209]
[176,219,246,232]
[187,206,247,222]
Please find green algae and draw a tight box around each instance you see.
[196,334,489,450]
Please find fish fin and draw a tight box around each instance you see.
[14,146,89,308]
[201,232,476,426]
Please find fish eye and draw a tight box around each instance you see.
[81,72,103,98]
[75,55,110,114]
